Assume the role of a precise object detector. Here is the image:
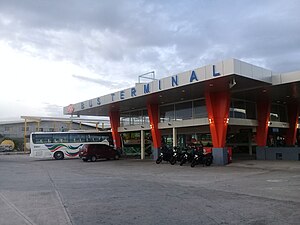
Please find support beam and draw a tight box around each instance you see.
[141,130,145,160]
[37,121,40,132]
[256,98,271,147]
[205,90,230,148]
[286,102,299,146]
[23,119,27,152]
[147,104,161,159]
[109,111,121,149]
[172,127,177,147]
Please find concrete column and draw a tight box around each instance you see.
[23,119,27,152]
[248,132,252,155]
[286,102,299,146]
[172,127,177,147]
[205,90,230,165]
[147,104,161,160]
[205,90,230,148]
[256,97,271,146]
[141,130,145,160]
[212,148,228,165]
[109,111,121,149]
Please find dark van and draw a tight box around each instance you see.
[79,144,120,162]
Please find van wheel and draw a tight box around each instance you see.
[54,151,64,160]
[90,155,97,162]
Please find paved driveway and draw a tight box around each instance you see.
[0,155,299,225]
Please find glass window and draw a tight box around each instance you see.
[229,101,234,118]
[245,101,256,119]
[270,105,279,121]
[21,127,29,131]
[130,110,142,125]
[69,133,86,143]
[230,99,256,119]
[193,99,207,118]
[142,110,150,124]
[53,133,69,143]
[32,134,53,144]
[233,100,246,119]
[270,104,287,122]
[175,102,192,120]
[121,116,130,126]
[160,105,175,122]
[278,105,287,122]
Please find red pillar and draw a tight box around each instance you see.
[256,98,271,147]
[109,111,121,148]
[286,102,299,146]
[147,104,161,149]
[205,90,230,148]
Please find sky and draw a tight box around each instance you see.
[0,0,300,121]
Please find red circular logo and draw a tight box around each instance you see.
[67,104,75,114]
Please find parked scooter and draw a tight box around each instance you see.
[179,147,195,166]
[190,147,213,167]
[169,146,181,165]
[156,146,174,164]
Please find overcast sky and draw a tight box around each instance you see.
[0,0,299,121]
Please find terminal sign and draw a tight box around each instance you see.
[79,65,221,110]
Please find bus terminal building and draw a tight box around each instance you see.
[64,59,300,164]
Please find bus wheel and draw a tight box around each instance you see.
[54,151,64,160]
[90,155,97,162]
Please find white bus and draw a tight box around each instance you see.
[30,131,112,160]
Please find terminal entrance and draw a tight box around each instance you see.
[161,126,256,161]
[161,133,212,148]
[120,131,152,158]
[226,127,256,160]
[119,126,299,161]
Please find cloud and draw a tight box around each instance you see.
[72,74,132,89]
[1,0,299,76]
[42,103,64,117]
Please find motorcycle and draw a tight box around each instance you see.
[190,148,213,167]
[179,147,195,166]
[169,146,181,165]
[156,146,174,164]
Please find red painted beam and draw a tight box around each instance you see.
[256,98,271,147]
[205,90,230,148]
[286,102,299,146]
[147,104,161,149]
[109,111,121,148]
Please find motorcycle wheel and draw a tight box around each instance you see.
[170,157,176,165]
[191,160,196,168]
[205,158,212,166]
[156,157,162,164]
[179,161,185,166]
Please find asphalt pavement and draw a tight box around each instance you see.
[0,155,299,225]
